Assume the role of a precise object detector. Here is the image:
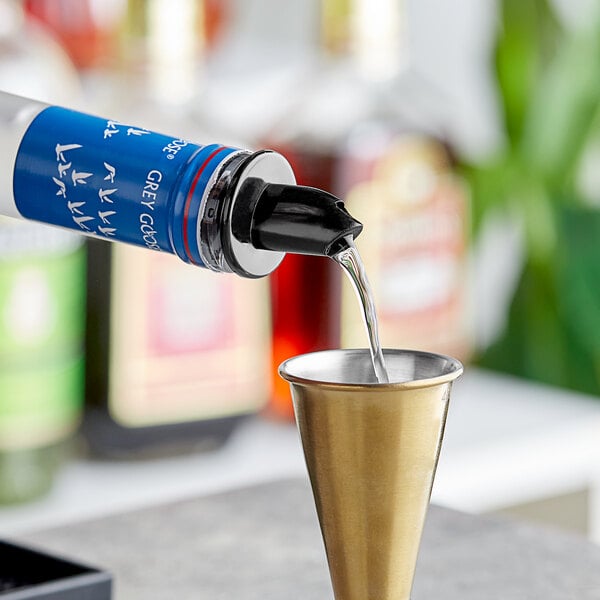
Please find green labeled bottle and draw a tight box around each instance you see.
[0,0,85,504]
[0,219,85,504]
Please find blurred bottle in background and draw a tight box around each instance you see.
[24,0,125,110]
[25,0,122,72]
[29,0,270,457]
[0,0,85,503]
[262,0,470,419]
[192,0,320,421]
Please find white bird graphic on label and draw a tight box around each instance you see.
[72,169,93,186]
[103,162,116,182]
[52,177,67,198]
[98,226,116,237]
[98,188,117,203]
[55,143,82,162]
[98,210,116,224]
[73,214,94,231]
[127,128,150,137]
[57,162,71,178]
[67,201,86,215]
[103,128,119,139]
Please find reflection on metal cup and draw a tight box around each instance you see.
[280,349,463,600]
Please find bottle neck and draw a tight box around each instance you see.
[320,0,408,81]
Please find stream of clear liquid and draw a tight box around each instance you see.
[332,238,389,383]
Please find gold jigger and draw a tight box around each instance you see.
[280,349,463,600]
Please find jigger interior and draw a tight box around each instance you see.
[279,349,463,600]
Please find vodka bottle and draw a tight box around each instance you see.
[0,91,361,276]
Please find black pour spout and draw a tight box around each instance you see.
[232,178,363,257]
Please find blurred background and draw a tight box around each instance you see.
[2,0,600,545]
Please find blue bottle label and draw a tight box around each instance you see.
[13,106,238,266]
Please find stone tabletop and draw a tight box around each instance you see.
[14,478,600,600]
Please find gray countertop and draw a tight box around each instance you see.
[14,478,600,599]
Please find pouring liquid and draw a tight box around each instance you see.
[332,238,389,383]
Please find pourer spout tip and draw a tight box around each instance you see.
[232,178,362,257]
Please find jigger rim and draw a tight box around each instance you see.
[279,348,463,391]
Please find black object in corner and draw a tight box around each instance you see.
[0,540,111,599]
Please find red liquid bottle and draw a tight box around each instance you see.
[268,149,341,419]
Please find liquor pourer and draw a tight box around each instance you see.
[231,174,364,265]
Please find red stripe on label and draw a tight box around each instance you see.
[183,146,228,264]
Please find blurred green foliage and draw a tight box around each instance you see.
[466,0,600,395]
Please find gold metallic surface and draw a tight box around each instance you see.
[281,350,462,600]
